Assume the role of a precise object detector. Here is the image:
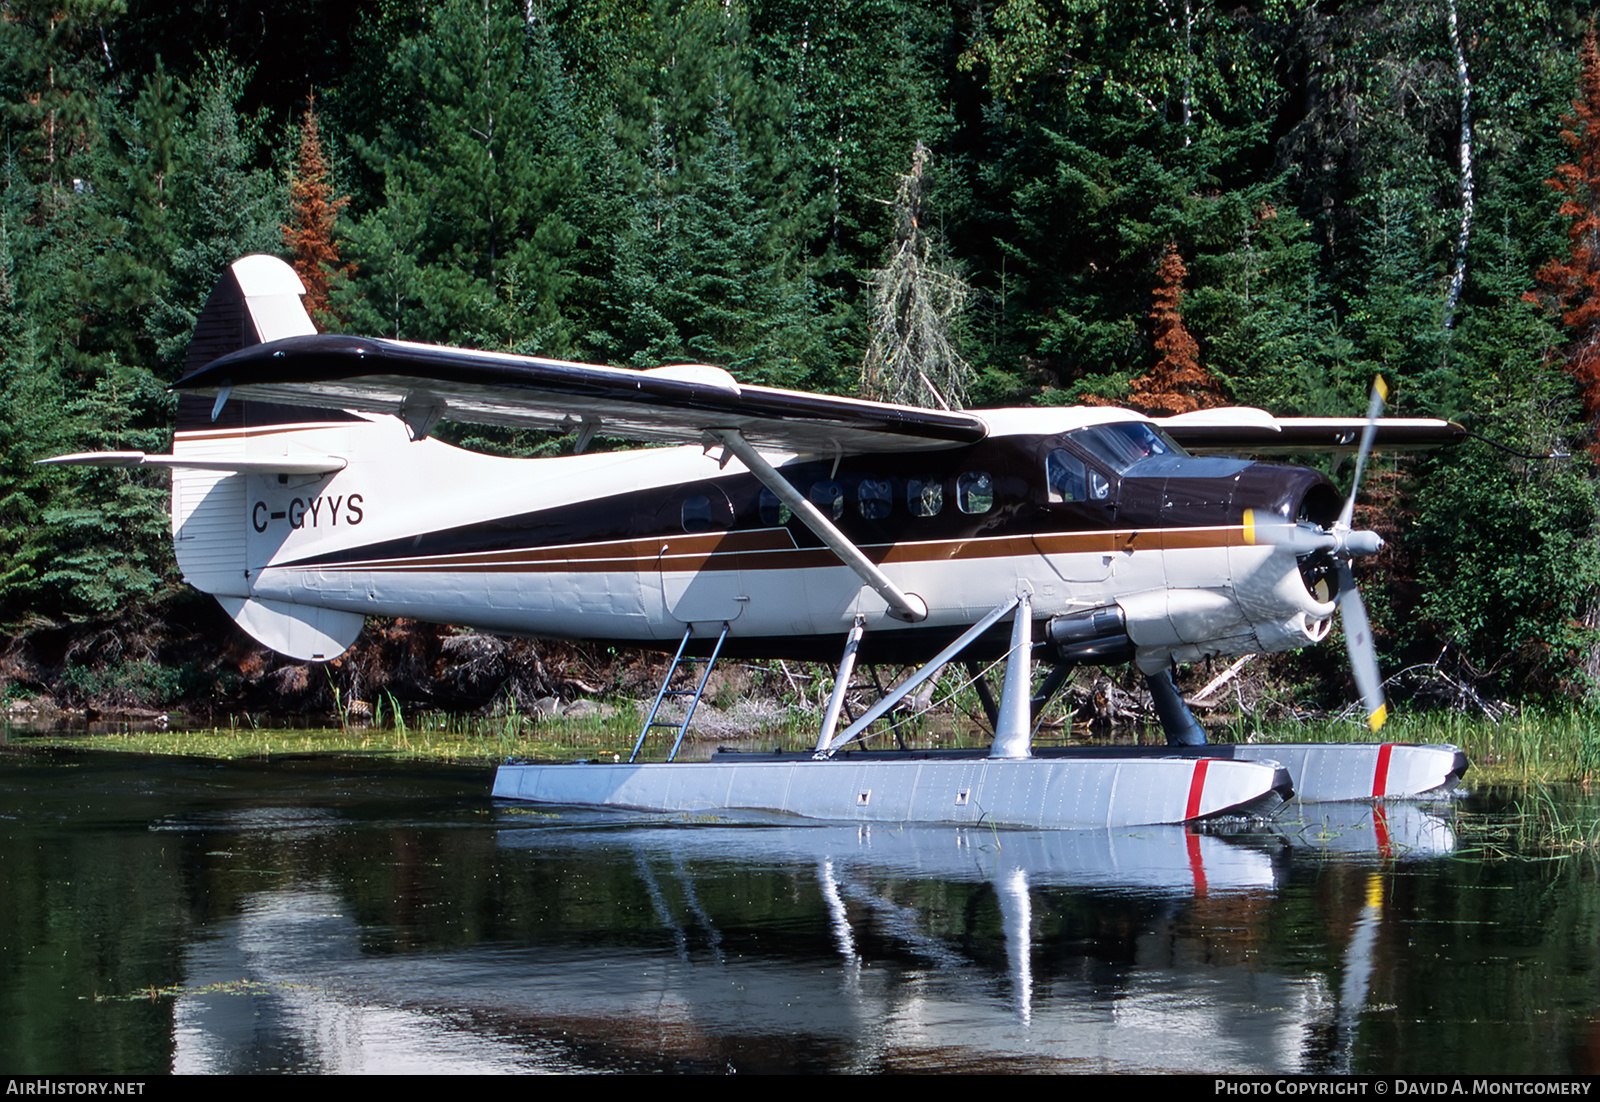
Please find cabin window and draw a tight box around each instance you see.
[857,479,893,520]
[1070,422,1185,473]
[758,488,791,526]
[1046,450,1088,503]
[907,479,943,517]
[957,471,994,514]
[681,494,728,532]
[809,480,844,520]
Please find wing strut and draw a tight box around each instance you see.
[706,429,928,623]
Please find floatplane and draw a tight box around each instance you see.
[46,256,1469,827]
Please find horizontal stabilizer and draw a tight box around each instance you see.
[215,596,364,662]
[39,451,348,475]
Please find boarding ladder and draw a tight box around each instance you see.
[629,621,730,763]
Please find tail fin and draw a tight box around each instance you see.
[183,254,317,377]
[172,256,365,661]
[177,254,329,434]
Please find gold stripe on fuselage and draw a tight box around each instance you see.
[287,524,1255,575]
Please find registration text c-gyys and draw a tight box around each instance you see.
[252,494,364,533]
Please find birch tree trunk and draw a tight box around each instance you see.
[1444,0,1475,328]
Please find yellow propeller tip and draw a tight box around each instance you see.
[1242,508,1256,545]
[1365,874,1384,908]
[1368,703,1388,732]
[1374,376,1389,401]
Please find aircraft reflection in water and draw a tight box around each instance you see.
[46,255,1470,824]
[170,804,1457,1074]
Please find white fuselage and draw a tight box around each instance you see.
[170,409,1335,668]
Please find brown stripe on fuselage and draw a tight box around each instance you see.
[322,528,799,572]
[176,423,358,443]
[280,524,1256,575]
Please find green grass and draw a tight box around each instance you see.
[5,712,597,764]
[3,705,810,764]
[1228,707,1600,785]
[9,701,1599,784]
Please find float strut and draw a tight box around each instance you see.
[964,659,1001,729]
[815,616,866,752]
[989,594,1034,760]
[1145,667,1207,746]
[820,597,1020,756]
[1031,662,1075,723]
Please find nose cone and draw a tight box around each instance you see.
[1342,528,1385,556]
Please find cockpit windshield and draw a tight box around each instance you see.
[1068,422,1187,474]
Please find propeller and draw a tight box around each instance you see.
[1335,376,1390,732]
[1244,376,1390,732]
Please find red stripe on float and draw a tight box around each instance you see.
[1372,742,1395,798]
[1185,758,1212,821]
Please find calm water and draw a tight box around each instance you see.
[1,745,1598,1075]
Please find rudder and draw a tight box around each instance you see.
[172,256,367,662]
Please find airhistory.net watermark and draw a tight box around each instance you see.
[5,1083,145,1096]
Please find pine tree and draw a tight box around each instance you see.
[0,215,59,611]
[1124,243,1221,415]
[340,0,591,354]
[604,94,819,388]
[0,0,111,197]
[64,59,188,371]
[751,0,944,267]
[1408,210,1600,694]
[1345,178,1452,411]
[860,143,973,409]
[283,95,348,325]
[144,56,280,377]
[1187,199,1337,416]
[605,112,685,366]
[1526,22,1600,445]
[39,365,173,618]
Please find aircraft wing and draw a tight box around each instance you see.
[174,333,1464,457]
[175,334,990,454]
[1154,407,1466,453]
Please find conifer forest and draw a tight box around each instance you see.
[5,0,1600,719]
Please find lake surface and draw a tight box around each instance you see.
[2,745,1597,1074]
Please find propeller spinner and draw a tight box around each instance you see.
[1244,376,1391,731]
